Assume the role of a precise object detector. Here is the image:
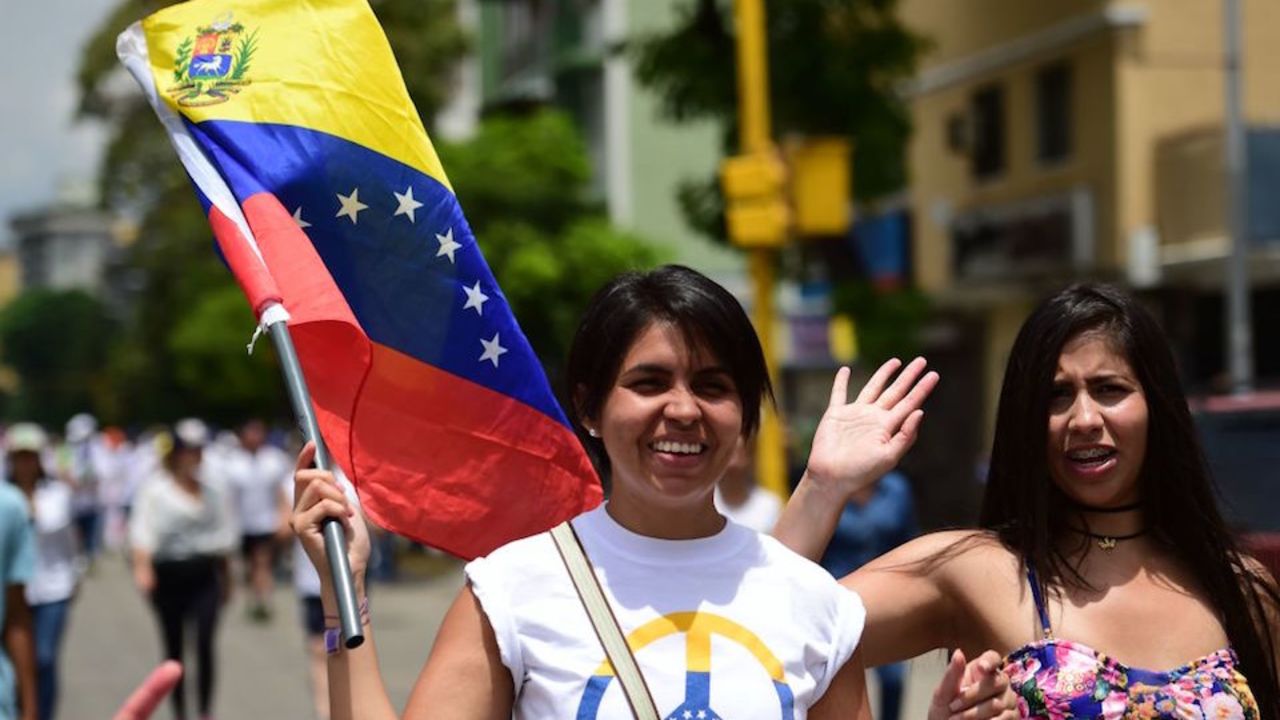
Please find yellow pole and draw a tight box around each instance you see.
[733,0,787,499]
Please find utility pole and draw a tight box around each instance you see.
[1223,0,1253,393]
[727,0,788,498]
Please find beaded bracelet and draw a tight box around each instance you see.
[323,598,371,655]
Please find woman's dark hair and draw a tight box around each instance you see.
[564,264,773,475]
[980,283,1280,714]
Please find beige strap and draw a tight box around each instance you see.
[550,521,660,720]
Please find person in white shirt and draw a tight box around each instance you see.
[129,419,236,720]
[6,423,75,720]
[222,419,292,622]
[713,436,781,534]
[59,414,103,572]
[290,265,1017,720]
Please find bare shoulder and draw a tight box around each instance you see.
[848,529,1019,601]
[861,528,1011,571]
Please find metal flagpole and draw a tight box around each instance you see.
[262,304,364,648]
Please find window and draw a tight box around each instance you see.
[1036,63,1072,163]
[971,84,1005,179]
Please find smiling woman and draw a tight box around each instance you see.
[290,264,1019,720]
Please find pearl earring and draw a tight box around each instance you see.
[586,427,599,438]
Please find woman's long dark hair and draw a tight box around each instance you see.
[980,283,1280,713]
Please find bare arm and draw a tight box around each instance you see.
[291,443,394,720]
[403,586,513,720]
[131,548,155,596]
[5,586,35,720]
[773,359,938,561]
[839,531,986,665]
[808,647,871,720]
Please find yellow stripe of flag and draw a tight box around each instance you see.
[139,0,451,191]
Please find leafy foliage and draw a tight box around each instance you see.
[831,279,931,365]
[632,0,929,236]
[0,290,117,426]
[172,36,192,82]
[440,110,664,377]
[167,285,286,425]
[231,29,259,80]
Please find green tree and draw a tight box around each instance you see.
[0,290,117,426]
[168,285,287,425]
[632,0,929,239]
[440,110,663,376]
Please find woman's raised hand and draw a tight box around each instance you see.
[803,357,938,498]
[774,358,937,559]
[291,441,371,592]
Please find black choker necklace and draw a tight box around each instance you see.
[1070,527,1147,551]
[1068,499,1142,514]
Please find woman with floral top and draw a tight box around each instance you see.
[778,283,1280,719]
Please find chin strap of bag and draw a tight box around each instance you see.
[550,521,660,720]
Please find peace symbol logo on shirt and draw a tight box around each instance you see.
[575,612,795,720]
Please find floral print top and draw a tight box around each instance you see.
[1001,569,1259,719]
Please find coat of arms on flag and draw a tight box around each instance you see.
[169,12,258,106]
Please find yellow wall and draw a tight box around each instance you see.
[899,0,1107,68]
[1116,0,1280,263]
[906,0,1280,287]
[907,33,1118,292]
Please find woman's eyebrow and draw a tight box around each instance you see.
[619,363,672,376]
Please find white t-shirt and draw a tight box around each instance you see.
[26,480,79,606]
[714,487,783,534]
[222,444,293,536]
[129,472,238,561]
[465,505,864,720]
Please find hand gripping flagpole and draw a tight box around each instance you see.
[260,303,365,649]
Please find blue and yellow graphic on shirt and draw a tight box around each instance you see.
[576,612,795,720]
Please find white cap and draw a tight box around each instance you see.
[173,418,210,449]
[6,423,48,454]
[65,413,97,443]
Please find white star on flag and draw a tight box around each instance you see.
[335,188,368,224]
[393,186,424,222]
[479,333,508,368]
[683,712,693,719]
[462,281,489,316]
[436,227,462,263]
[292,207,311,228]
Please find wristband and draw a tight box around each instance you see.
[324,626,342,655]
[323,597,370,655]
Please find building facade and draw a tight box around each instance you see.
[7,205,135,315]
[469,0,742,278]
[900,0,1280,436]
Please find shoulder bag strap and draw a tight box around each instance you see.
[550,521,660,720]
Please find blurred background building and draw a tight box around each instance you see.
[452,0,742,280]
[898,0,1280,528]
[902,0,1280,421]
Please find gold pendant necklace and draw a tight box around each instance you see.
[1081,529,1145,551]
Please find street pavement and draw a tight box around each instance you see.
[61,552,463,719]
[60,552,946,719]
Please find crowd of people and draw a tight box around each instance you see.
[0,414,315,720]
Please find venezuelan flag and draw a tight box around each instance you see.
[117,0,601,559]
